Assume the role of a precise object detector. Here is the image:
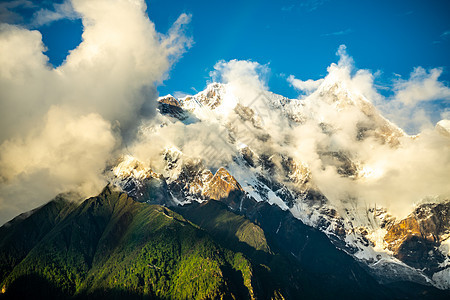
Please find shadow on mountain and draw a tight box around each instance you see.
[219,265,251,300]
[1,273,69,300]
[0,273,161,300]
[1,271,254,300]
[2,186,450,300]
[176,195,450,300]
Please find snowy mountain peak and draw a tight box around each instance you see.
[112,155,156,180]
[158,94,182,107]
[184,82,228,109]
[110,78,450,290]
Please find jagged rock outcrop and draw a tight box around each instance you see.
[385,201,450,272]
[203,167,243,200]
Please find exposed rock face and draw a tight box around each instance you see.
[385,216,422,252]
[157,96,188,120]
[202,167,243,200]
[385,201,450,272]
[110,156,171,206]
[415,202,450,241]
[239,146,258,168]
[183,82,225,110]
[280,156,311,186]
[158,95,181,107]
[198,83,224,109]
[113,152,244,207]
[166,160,213,199]
[110,148,450,289]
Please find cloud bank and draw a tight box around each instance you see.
[131,46,450,220]
[0,0,191,224]
[206,50,450,219]
[285,46,450,218]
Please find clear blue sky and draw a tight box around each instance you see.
[3,0,450,100]
[147,0,450,99]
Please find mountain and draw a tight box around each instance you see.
[0,186,273,299]
[134,78,450,290]
[1,185,449,299]
[1,76,449,299]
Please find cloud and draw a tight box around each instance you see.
[211,60,289,139]
[288,75,323,94]
[335,44,354,69]
[211,59,269,90]
[140,49,449,220]
[0,0,191,224]
[371,67,450,132]
[441,30,450,39]
[210,59,273,121]
[0,106,117,193]
[281,5,294,12]
[441,108,450,120]
[433,29,450,44]
[284,45,450,218]
[289,45,449,133]
[31,0,79,27]
[125,47,450,221]
[393,67,450,106]
[128,59,288,174]
[299,0,329,12]
[0,0,35,24]
[321,28,353,37]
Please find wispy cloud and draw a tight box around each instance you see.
[398,10,413,16]
[281,5,294,12]
[31,0,79,27]
[300,0,329,12]
[433,29,450,44]
[441,30,450,39]
[321,28,353,37]
[0,0,35,24]
[285,46,450,217]
[0,0,79,27]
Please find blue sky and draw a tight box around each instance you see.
[1,0,450,111]
[147,0,450,99]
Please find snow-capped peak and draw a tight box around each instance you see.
[112,155,154,180]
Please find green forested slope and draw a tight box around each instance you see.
[1,186,449,300]
[0,186,272,299]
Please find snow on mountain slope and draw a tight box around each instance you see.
[119,68,450,289]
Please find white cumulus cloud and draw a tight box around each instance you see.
[393,67,450,106]
[288,75,324,94]
[0,0,191,224]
